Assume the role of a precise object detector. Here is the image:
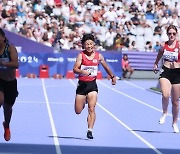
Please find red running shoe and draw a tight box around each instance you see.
[3,122,11,141]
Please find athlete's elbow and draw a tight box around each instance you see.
[73,68,76,73]
[12,63,19,69]
[15,62,19,69]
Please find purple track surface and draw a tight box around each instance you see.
[0,78,180,154]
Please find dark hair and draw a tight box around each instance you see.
[0,28,7,43]
[123,54,128,57]
[166,25,178,33]
[81,34,95,49]
[81,34,95,44]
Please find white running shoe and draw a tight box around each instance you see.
[159,114,167,124]
[172,124,180,133]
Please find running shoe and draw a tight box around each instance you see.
[3,122,11,141]
[87,130,93,139]
[172,124,180,133]
[159,113,167,124]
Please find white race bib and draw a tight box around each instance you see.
[163,50,178,62]
[81,65,98,76]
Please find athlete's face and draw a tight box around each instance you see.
[84,40,95,53]
[167,28,177,41]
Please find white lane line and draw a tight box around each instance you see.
[70,79,162,154]
[98,80,175,119]
[97,103,162,154]
[123,80,146,90]
[16,100,73,105]
[41,79,62,154]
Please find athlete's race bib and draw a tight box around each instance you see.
[163,50,178,62]
[0,58,9,69]
[81,65,98,76]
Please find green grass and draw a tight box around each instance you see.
[149,87,162,94]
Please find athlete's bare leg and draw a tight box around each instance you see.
[171,84,180,124]
[159,78,171,114]
[75,94,86,114]
[87,91,97,130]
[3,104,13,127]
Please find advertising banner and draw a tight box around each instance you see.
[18,50,122,78]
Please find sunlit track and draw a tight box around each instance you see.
[70,79,162,154]
[4,78,180,154]
[97,80,180,120]
[16,100,73,105]
[41,79,62,154]
[123,80,146,90]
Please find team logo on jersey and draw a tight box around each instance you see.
[174,48,178,53]
[93,59,98,63]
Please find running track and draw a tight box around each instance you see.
[0,78,179,154]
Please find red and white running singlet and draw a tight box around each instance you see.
[163,41,180,62]
[78,51,99,82]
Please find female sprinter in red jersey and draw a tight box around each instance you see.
[73,34,116,139]
[0,28,19,141]
[153,25,180,133]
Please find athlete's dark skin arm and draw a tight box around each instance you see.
[0,45,19,68]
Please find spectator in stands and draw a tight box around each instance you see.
[169,13,180,28]
[153,21,162,36]
[102,5,117,23]
[153,25,180,133]
[0,28,19,141]
[131,13,140,26]
[73,34,116,139]
[154,0,164,23]
[160,12,171,27]
[92,7,101,22]
[129,2,139,15]
[145,41,153,52]
[1,0,180,52]
[122,34,130,50]
[124,21,136,36]
[19,21,29,36]
[153,41,161,52]
[122,54,134,78]
[105,28,116,50]
[129,40,138,51]
[113,33,123,51]
[146,0,154,18]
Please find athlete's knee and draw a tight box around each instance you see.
[75,107,83,114]
[88,106,95,113]
[75,110,82,114]
[172,100,179,107]
[162,93,171,100]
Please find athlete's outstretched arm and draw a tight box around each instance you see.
[99,53,116,85]
[153,43,164,73]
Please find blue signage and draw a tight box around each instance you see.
[18,51,122,78]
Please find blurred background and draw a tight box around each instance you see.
[1,0,179,79]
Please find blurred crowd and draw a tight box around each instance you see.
[0,0,180,52]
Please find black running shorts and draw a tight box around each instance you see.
[76,80,98,95]
[0,78,18,105]
[159,65,180,84]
